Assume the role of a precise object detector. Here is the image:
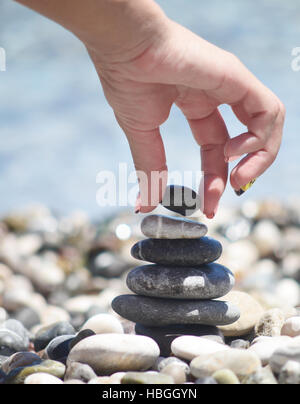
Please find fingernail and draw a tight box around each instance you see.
[135,192,141,214]
[235,179,257,196]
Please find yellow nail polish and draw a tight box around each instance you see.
[235,179,257,196]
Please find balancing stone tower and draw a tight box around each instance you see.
[112,186,241,356]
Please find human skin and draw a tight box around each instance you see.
[14,0,285,218]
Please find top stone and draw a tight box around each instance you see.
[141,215,207,239]
[161,185,201,217]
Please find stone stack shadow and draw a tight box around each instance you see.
[112,214,240,356]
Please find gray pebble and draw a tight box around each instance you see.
[131,237,222,266]
[0,330,29,357]
[64,361,97,383]
[141,215,207,239]
[127,263,234,300]
[195,377,218,385]
[112,295,240,327]
[34,322,75,352]
[230,340,250,350]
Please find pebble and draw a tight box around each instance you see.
[156,357,190,376]
[34,322,75,352]
[230,340,250,350]
[281,317,300,337]
[141,215,207,239]
[190,349,261,379]
[68,329,96,351]
[161,363,187,384]
[121,372,174,385]
[135,323,224,357]
[0,330,29,357]
[195,377,217,385]
[80,314,124,335]
[171,336,229,361]
[24,373,63,385]
[45,335,75,363]
[2,352,41,374]
[1,320,30,345]
[217,291,264,337]
[67,334,160,375]
[10,307,40,330]
[161,185,201,217]
[249,336,292,366]
[112,295,240,327]
[131,237,222,267]
[242,366,278,384]
[270,338,300,374]
[279,360,300,384]
[64,379,86,384]
[64,361,97,383]
[5,360,65,384]
[127,263,235,300]
[255,309,285,337]
[212,369,240,385]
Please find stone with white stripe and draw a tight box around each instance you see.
[141,215,207,239]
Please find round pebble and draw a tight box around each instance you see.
[131,237,222,267]
[212,369,240,385]
[127,263,235,300]
[279,360,300,384]
[67,334,160,375]
[141,215,207,239]
[121,372,174,385]
[2,352,41,374]
[255,309,285,337]
[45,335,75,363]
[24,373,63,385]
[171,336,229,361]
[161,363,187,384]
[5,360,65,384]
[249,336,292,366]
[0,330,29,357]
[80,314,124,335]
[217,291,264,337]
[270,338,300,374]
[64,361,97,383]
[190,349,261,379]
[112,295,240,327]
[281,317,300,337]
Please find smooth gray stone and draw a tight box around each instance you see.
[131,237,222,266]
[141,215,207,239]
[127,264,234,300]
[161,185,201,217]
[112,295,240,327]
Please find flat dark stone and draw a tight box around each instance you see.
[141,215,207,239]
[131,237,222,266]
[112,295,240,327]
[161,185,201,217]
[127,263,234,300]
[135,324,224,357]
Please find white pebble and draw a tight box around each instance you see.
[80,314,124,335]
[171,336,229,361]
[281,317,300,338]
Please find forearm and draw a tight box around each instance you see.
[14,0,167,58]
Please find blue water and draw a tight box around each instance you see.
[0,0,299,218]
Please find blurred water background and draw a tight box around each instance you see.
[0,0,299,219]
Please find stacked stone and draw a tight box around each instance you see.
[112,186,241,355]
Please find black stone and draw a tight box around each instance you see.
[46,335,75,364]
[68,329,96,351]
[131,237,222,266]
[112,295,240,327]
[127,263,234,300]
[135,324,224,357]
[161,185,201,217]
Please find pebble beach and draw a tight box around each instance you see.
[0,198,300,385]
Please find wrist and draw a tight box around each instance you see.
[80,0,169,63]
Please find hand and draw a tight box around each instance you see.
[88,18,285,218]
[15,0,285,218]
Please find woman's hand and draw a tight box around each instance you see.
[15,0,286,218]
